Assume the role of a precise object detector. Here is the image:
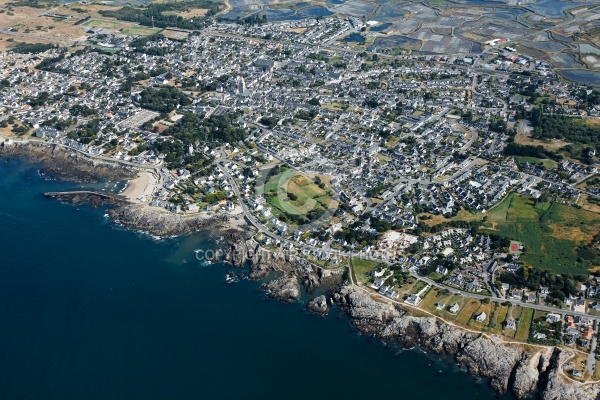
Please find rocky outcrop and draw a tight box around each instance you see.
[456,336,522,393]
[333,284,401,335]
[539,351,600,400]
[260,274,301,303]
[307,295,328,314]
[108,204,234,237]
[223,229,257,268]
[331,284,600,400]
[512,352,544,398]
[44,191,130,207]
[1,141,134,182]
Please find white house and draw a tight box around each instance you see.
[476,312,486,323]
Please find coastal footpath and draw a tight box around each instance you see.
[3,142,600,400]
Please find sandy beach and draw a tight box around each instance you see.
[122,171,158,203]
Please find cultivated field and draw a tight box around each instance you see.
[484,193,600,273]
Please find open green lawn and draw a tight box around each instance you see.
[121,26,162,36]
[410,280,428,294]
[490,304,509,335]
[514,156,557,170]
[483,193,600,273]
[260,168,336,218]
[351,258,380,284]
[421,289,452,312]
[533,309,548,323]
[516,307,534,341]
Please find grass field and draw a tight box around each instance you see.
[516,307,534,341]
[82,19,126,30]
[512,305,523,319]
[351,258,380,284]
[422,291,466,321]
[261,168,336,220]
[488,303,508,334]
[121,26,162,36]
[469,302,493,329]
[514,156,557,170]
[421,289,451,311]
[483,193,600,273]
[410,280,428,294]
[456,299,481,325]
[422,209,483,227]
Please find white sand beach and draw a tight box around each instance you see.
[122,171,158,203]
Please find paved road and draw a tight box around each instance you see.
[408,267,600,321]
[219,158,600,323]
[588,322,598,374]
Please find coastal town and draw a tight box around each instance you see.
[1,0,600,389]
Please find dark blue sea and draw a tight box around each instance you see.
[0,159,515,399]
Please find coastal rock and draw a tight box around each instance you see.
[0,141,134,182]
[383,313,524,394]
[108,204,233,237]
[307,295,328,314]
[384,316,472,354]
[223,230,257,268]
[260,274,301,303]
[539,351,600,400]
[455,336,522,393]
[45,191,129,207]
[333,285,401,335]
[511,352,543,398]
[330,284,600,399]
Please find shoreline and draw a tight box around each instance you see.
[121,171,159,204]
[2,143,599,399]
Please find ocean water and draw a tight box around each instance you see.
[0,159,515,400]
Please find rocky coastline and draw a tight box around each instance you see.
[221,231,600,400]
[1,140,135,182]
[6,140,599,400]
[108,204,236,237]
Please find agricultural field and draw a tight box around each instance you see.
[483,193,600,274]
[163,8,209,19]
